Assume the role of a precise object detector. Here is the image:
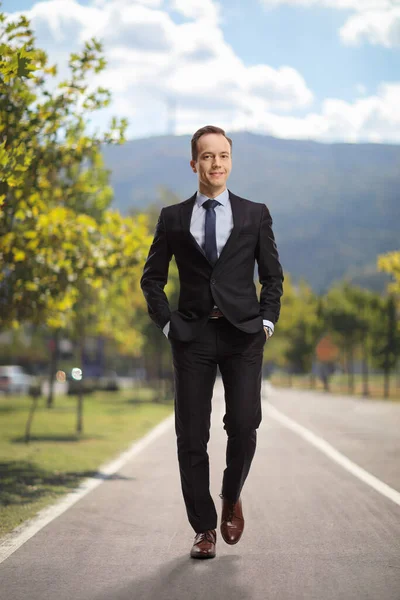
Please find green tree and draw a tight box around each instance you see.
[370,295,400,399]
[0,9,156,427]
[0,9,127,330]
[337,285,381,397]
[321,283,367,394]
[132,190,181,399]
[266,276,322,385]
[378,251,400,295]
[283,282,323,384]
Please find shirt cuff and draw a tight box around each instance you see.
[263,319,274,337]
[162,321,170,338]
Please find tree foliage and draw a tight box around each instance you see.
[378,251,400,295]
[0,8,150,337]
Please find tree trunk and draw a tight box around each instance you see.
[347,347,354,394]
[47,329,60,408]
[361,335,369,398]
[156,346,163,403]
[77,336,84,434]
[287,370,292,387]
[397,360,400,390]
[321,364,330,392]
[25,389,40,443]
[309,372,316,389]
[384,368,390,399]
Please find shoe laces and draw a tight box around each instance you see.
[195,530,216,545]
[220,494,242,523]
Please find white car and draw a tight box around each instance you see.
[0,365,33,395]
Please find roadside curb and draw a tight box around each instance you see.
[0,413,174,564]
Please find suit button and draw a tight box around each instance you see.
[211,279,216,285]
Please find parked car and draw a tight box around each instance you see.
[98,370,120,392]
[0,365,34,395]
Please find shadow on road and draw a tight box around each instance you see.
[0,461,134,508]
[94,554,252,600]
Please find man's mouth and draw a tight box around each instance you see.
[210,172,224,176]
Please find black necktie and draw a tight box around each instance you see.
[202,199,221,265]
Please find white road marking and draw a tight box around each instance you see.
[265,400,400,507]
[0,414,174,564]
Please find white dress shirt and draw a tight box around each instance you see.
[163,189,274,338]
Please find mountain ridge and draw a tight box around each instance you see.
[103,131,399,292]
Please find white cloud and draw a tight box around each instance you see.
[6,0,313,132]
[5,0,400,142]
[224,82,400,143]
[340,7,400,46]
[169,0,220,22]
[259,0,400,47]
[260,0,398,10]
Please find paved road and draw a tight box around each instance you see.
[1,380,400,600]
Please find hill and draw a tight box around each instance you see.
[103,132,400,292]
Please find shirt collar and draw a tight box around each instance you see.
[196,188,229,208]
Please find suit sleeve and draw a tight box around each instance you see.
[255,204,284,325]
[140,208,173,330]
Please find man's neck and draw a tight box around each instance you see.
[198,185,227,199]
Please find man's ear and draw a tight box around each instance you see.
[190,159,197,173]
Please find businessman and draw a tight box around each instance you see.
[140,125,284,559]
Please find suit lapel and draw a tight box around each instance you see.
[180,193,209,262]
[215,191,244,267]
[179,190,244,267]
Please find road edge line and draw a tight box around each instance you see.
[264,400,400,508]
[0,413,174,564]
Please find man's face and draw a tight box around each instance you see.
[190,133,232,192]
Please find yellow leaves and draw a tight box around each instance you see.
[0,232,15,251]
[377,250,400,294]
[45,288,79,329]
[6,173,21,187]
[47,205,69,223]
[0,17,134,333]
[13,249,26,261]
[91,278,103,290]
[26,239,39,251]
[44,64,57,77]
[37,175,51,190]
[24,230,37,239]
[378,251,400,272]
[62,242,76,252]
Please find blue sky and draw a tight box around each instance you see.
[3,0,400,142]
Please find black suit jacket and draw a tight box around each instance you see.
[140,190,284,342]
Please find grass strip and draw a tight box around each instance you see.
[270,373,400,401]
[0,387,173,537]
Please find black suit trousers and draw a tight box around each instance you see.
[169,317,265,533]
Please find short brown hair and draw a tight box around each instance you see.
[191,125,232,161]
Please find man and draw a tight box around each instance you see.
[140,125,284,559]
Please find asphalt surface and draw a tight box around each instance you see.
[1,379,400,600]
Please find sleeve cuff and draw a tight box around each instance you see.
[263,319,274,337]
[162,321,170,338]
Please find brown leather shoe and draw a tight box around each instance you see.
[190,529,216,559]
[220,496,244,545]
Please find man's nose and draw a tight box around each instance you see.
[212,157,221,167]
